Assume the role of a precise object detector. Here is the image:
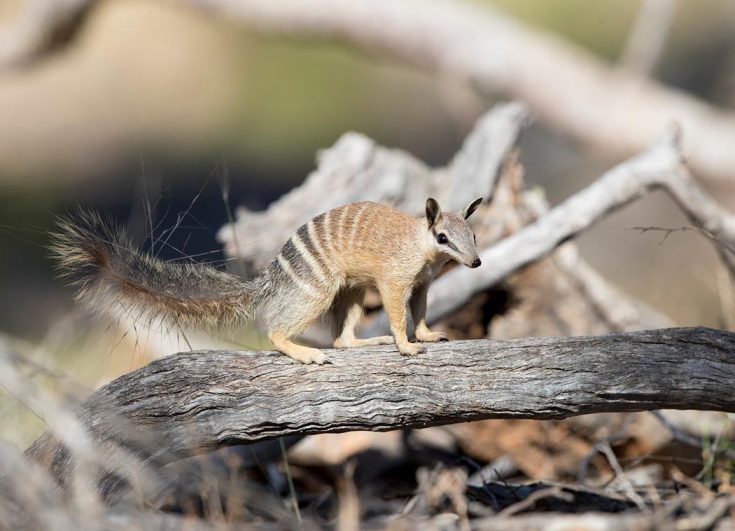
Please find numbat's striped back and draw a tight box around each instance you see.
[265,201,420,296]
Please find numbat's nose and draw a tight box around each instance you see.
[471,258,482,268]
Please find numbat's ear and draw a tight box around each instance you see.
[426,198,442,228]
[461,197,483,220]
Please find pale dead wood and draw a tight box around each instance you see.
[426,126,735,325]
[183,0,735,187]
[5,0,735,184]
[0,440,229,531]
[0,334,104,517]
[217,101,531,272]
[216,102,674,339]
[618,0,678,75]
[0,0,93,67]
[25,327,735,491]
[471,512,735,531]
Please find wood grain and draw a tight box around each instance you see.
[26,326,735,485]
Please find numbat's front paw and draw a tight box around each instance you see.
[416,330,448,342]
[397,342,425,356]
[307,351,330,365]
[291,348,330,365]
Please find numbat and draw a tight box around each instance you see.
[53,197,483,364]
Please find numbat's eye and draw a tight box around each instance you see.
[436,233,448,244]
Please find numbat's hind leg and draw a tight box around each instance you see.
[358,336,394,346]
[332,288,394,348]
[269,331,329,365]
[336,334,395,348]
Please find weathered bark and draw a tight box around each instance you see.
[26,327,735,487]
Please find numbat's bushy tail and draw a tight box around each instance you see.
[52,198,484,364]
[50,209,255,329]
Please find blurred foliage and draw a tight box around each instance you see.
[487,0,640,59]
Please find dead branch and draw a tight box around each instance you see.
[5,1,735,184]
[217,101,531,273]
[25,327,735,491]
[0,0,94,67]
[470,511,735,531]
[185,0,735,187]
[618,0,678,75]
[218,102,674,338]
[425,125,735,324]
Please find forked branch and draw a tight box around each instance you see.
[425,126,735,324]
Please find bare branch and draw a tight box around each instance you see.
[183,0,735,186]
[24,327,735,490]
[4,0,735,184]
[425,126,735,324]
[619,0,679,75]
[0,0,94,66]
[217,101,531,272]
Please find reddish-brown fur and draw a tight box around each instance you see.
[53,198,483,364]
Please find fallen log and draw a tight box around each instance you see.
[26,326,735,493]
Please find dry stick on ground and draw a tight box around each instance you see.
[25,327,735,491]
[6,1,735,185]
[650,411,735,461]
[0,336,303,505]
[425,125,735,325]
[0,442,228,531]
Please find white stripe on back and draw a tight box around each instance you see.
[291,233,328,284]
[348,203,367,251]
[277,253,320,298]
[307,219,333,274]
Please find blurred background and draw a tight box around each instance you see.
[1,0,734,444]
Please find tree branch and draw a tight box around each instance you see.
[0,0,93,67]
[5,0,735,184]
[425,126,735,324]
[182,0,735,186]
[26,327,735,488]
[218,101,531,273]
[618,0,678,75]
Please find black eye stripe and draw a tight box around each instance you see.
[431,229,465,253]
